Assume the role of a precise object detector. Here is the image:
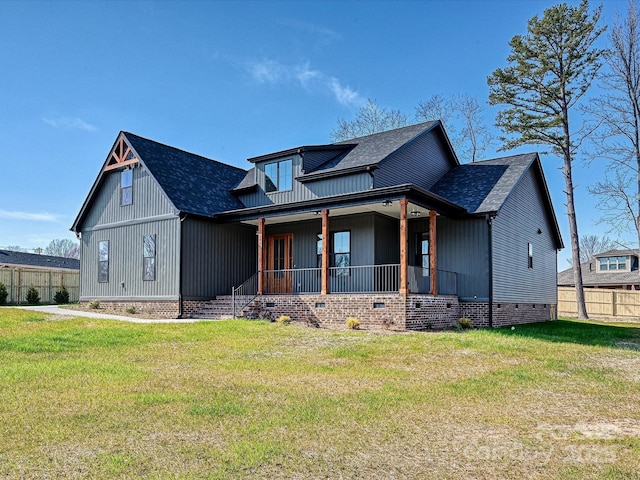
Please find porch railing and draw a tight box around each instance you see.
[329,264,399,293]
[263,268,321,294]
[232,273,258,318]
[256,265,457,296]
[408,266,457,296]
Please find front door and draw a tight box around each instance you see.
[266,233,293,293]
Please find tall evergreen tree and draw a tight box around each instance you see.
[487,0,606,319]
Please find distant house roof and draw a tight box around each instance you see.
[72,132,248,231]
[595,249,639,258]
[558,260,640,287]
[0,250,80,270]
[431,153,563,248]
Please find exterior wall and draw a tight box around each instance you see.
[460,302,553,328]
[181,218,257,299]
[79,299,180,319]
[374,215,399,265]
[79,217,181,300]
[492,168,558,304]
[82,163,175,229]
[409,216,489,300]
[374,129,456,190]
[265,213,380,269]
[237,154,371,208]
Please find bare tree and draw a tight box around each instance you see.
[587,1,640,255]
[331,99,409,141]
[1,245,29,253]
[576,234,617,263]
[44,239,80,259]
[415,94,494,162]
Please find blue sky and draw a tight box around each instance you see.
[0,0,628,268]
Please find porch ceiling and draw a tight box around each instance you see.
[240,201,430,226]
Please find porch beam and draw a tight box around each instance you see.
[429,210,437,296]
[399,199,408,296]
[321,209,329,295]
[257,217,265,295]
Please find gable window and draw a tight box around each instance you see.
[599,256,626,271]
[121,169,133,206]
[528,243,533,269]
[98,240,109,283]
[416,232,429,276]
[264,159,292,192]
[143,235,156,281]
[316,231,351,275]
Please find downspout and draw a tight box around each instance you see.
[178,213,186,318]
[486,213,494,328]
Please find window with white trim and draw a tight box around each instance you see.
[98,240,109,283]
[143,235,156,281]
[121,169,133,206]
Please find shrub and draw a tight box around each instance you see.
[346,317,361,330]
[89,300,100,309]
[458,317,473,330]
[125,305,137,315]
[276,315,291,325]
[26,285,40,305]
[53,285,70,304]
[0,282,7,305]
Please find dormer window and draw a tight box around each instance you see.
[599,256,626,271]
[264,159,292,192]
[121,169,133,206]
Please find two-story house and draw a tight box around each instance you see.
[71,121,563,328]
[558,249,640,290]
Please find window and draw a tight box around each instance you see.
[264,159,292,192]
[599,256,627,271]
[528,243,533,269]
[416,232,429,276]
[332,231,351,276]
[143,235,156,281]
[121,169,133,206]
[98,240,109,283]
[317,231,351,275]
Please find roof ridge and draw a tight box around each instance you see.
[332,121,437,145]
[123,131,246,174]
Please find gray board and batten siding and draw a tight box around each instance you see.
[373,127,457,190]
[181,218,257,299]
[80,217,181,300]
[492,167,558,305]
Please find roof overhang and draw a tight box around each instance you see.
[213,184,467,224]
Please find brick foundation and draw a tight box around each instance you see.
[248,294,460,330]
[461,302,554,328]
[79,300,180,319]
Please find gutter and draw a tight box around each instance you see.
[486,213,495,328]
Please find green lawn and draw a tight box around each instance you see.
[1,309,639,479]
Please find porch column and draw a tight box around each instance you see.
[399,199,408,296]
[321,209,330,295]
[429,210,437,296]
[257,217,265,295]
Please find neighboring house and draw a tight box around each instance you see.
[71,122,563,328]
[558,249,640,290]
[0,250,80,304]
[0,250,80,271]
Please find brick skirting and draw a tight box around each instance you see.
[460,302,554,328]
[79,300,180,319]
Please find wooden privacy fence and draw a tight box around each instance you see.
[0,267,79,304]
[558,286,640,319]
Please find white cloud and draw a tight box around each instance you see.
[0,209,63,222]
[43,116,97,132]
[247,58,364,108]
[329,78,364,107]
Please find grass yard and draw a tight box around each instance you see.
[0,309,639,479]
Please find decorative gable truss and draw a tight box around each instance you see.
[105,136,139,171]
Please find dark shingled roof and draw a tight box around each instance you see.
[430,153,537,214]
[125,133,247,217]
[0,250,80,270]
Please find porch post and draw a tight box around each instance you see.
[400,199,408,296]
[257,217,265,295]
[321,209,329,295]
[429,210,437,296]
